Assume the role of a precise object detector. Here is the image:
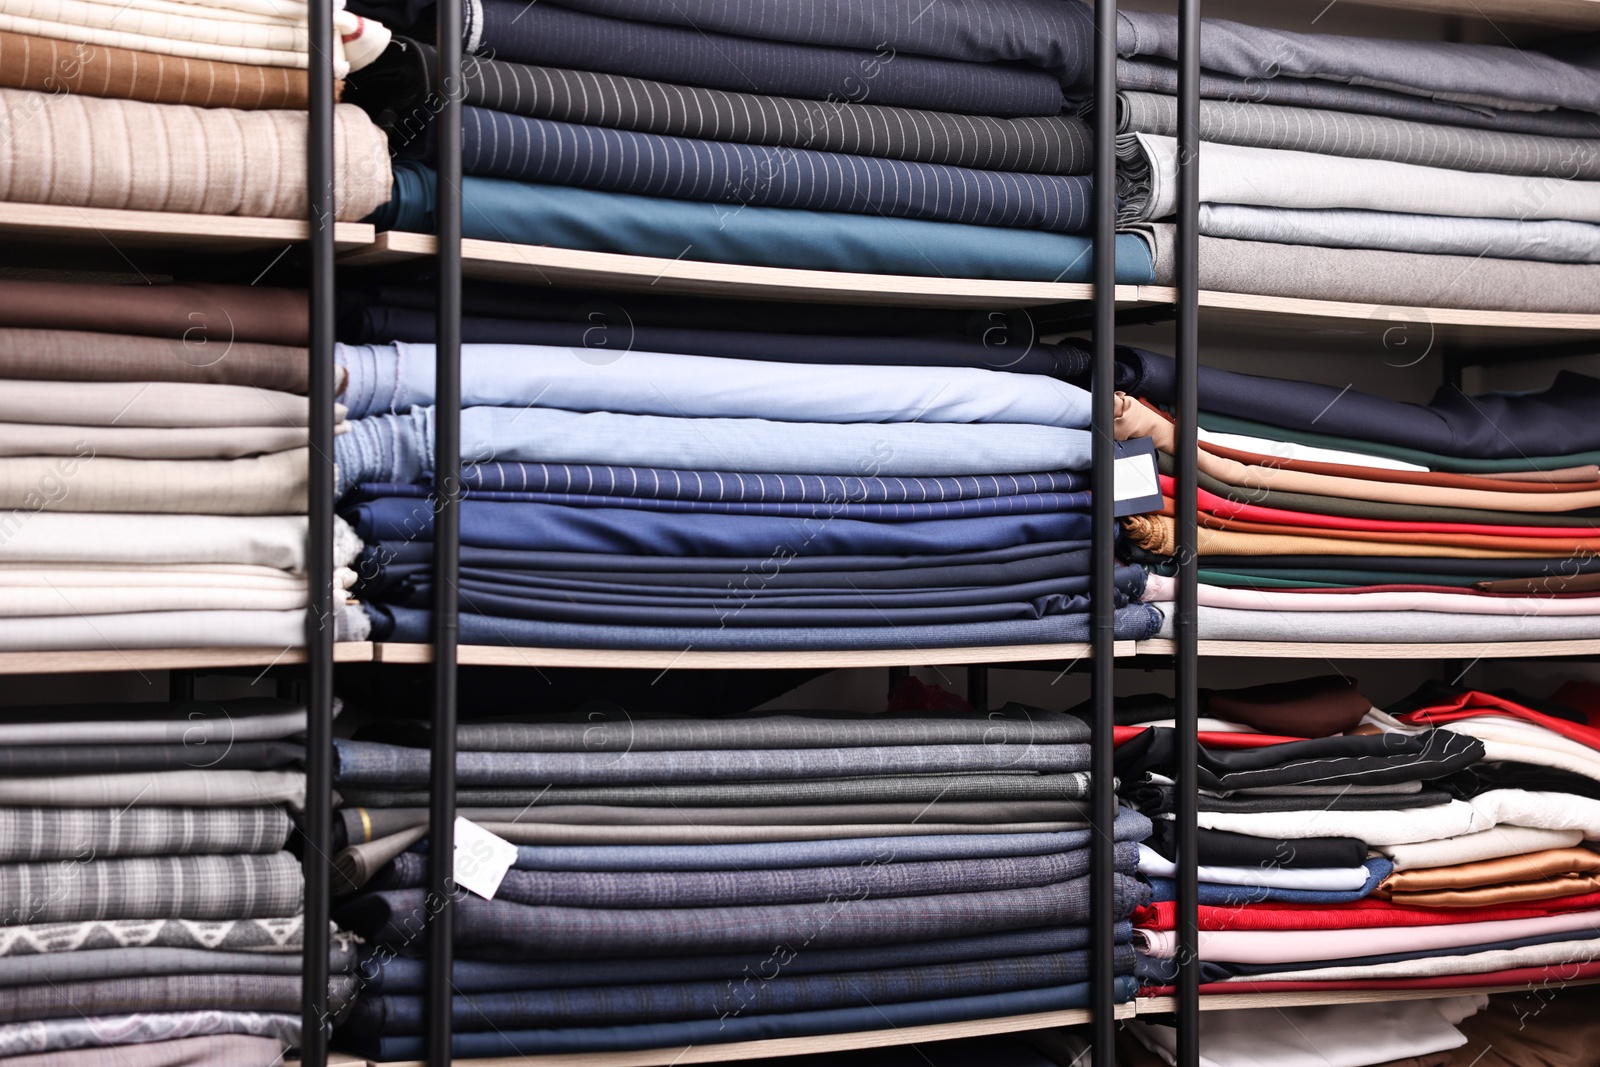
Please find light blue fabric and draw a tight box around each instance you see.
[370,161,1159,284]
[335,406,1093,494]
[335,342,1092,425]
[1146,857,1394,905]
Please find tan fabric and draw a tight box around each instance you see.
[1382,847,1600,893]
[0,449,307,514]
[0,280,309,345]
[0,328,325,394]
[1124,514,1557,559]
[0,381,333,428]
[0,88,391,221]
[1378,873,1600,908]
[0,28,334,107]
[1117,395,1600,513]
[0,421,345,458]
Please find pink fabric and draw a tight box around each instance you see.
[1143,575,1600,616]
[1140,959,1600,996]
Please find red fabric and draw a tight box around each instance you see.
[1159,475,1600,538]
[1396,689,1600,752]
[1135,892,1600,931]
[885,675,971,712]
[1112,725,1308,749]
[1139,959,1600,996]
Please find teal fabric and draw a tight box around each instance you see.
[371,161,1157,284]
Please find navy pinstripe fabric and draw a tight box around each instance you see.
[474,2,1066,117]
[548,0,1096,84]
[459,464,1088,503]
[461,109,1094,233]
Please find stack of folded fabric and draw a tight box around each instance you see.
[329,705,1151,1060]
[344,0,1155,282]
[0,0,391,219]
[1110,12,1600,311]
[1122,675,1600,1000]
[1105,344,1600,644]
[332,314,1164,651]
[0,697,356,1067]
[0,278,368,651]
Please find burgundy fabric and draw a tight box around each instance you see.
[1136,892,1600,932]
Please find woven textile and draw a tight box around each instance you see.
[0,330,312,393]
[0,451,307,515]
[0,1011,298,1057]
[0,809,291,862]
[0,770,306,811]
[0,917,306,958]
[0,282,308,347]
[0,744,301,775]
[0,89,390,220]
[1117,91,1600,179]
[0,608,367,652]
[0,1033,291,1067]
[0,973,355,1024]
[0,424,330,460]
[0,853,303,924]
[0,514,355,571]
[0,698,312,747]
[0,381,324,428]
[0,944,351,986]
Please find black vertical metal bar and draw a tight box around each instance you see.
[966,666,989,711]
[301,0,335,1062]
[1175,0,1202,1062]
[427,0,463,1062]
[1089,0,1119,1058]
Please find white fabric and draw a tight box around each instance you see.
[0,382,335,428]
[0,514,360,571]
[1142,577,1600,616]
[0,604,369,651]
[0,566,355,616]
[1377,825,1585,872]
[1126,997,1482,1067]
[1125,717,1261,733]
[1196,789,1600,843]
[1197,426,1427,471]
[1132,134,1600,223]
[1242,938,1600,984]
[1137,844,1371,889]
[1436,717,1600,783]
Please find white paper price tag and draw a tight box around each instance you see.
[452,817,517,900]
[1113,452,1159,502]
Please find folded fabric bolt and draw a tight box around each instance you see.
[1119,135,1600,224]
[0,1033,294,1066]
[0,584,312,616]
[1241,938,1600,984]
[0,771,306,811]
[0,28,325,108]
[1145,578,1600,617]
[0,916,308,958]
[1156,606,1600,643]
[335,342,1091,424]
[0,1010,300,1057]
[0,945,348,987]
[1196,205,1600,264]
[0,90,390,220]
[0,809,291,861]
[0,514,357,571]
[0,743,303,775]
[0,329,315,393]
[1139,891,1600,932]
[0,381,330,428]
[1114,9,1600,114]
[1195,427,1427,472]
[374,163,1158,284]
[0,282,311,348]
[0,853,302,924]
[0,972,354,1025]
[369,41,1093,173]
[0,423,334,460]
[1136,846,1372,890]
[1194,788,1600,842]
[1113,91,1600,179]
[0,607,368,652]
[1380,875,1600,909]
[0,697,317,747]
[1146,859,1392,907]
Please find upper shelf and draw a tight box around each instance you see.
[0,201,373,256]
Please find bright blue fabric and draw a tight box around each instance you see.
[370,162,1159,284]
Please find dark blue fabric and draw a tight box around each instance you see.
[346,497,1094,557]
[1146,857,1393,906]
[364,602,1165,649]
[370,163,1159,284]
[472,1,1066,116]
[448,109,1095,233]
[358,923,1134,993]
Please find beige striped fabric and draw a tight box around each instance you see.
[0,449,309,514]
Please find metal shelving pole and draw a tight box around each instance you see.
[301,0,336,1062]
[1089,0,1120,1060]
[426,0,464,1062]
[1174,0,1203,1062]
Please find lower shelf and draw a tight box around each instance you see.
[0,642,373,675]
[372,641,1135,669]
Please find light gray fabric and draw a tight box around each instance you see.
[1156,603,1600,643]
[0,809,291,862]
[1119,134,1600,223]
[0,605,370,652]
[0,853,303,924]
[1198,204,1600,263]
[1242,938,1600,983]
[0,771,307,812]
[466,821,1087,846]
[1136,223,1600,312]
[0,514,362,571]
[1376,826,1584,871]
[0,1031,290,1066]
[1115,10,1600,115]
[0,1010,298,1058]
[0,943,355,986]
[1116,91,1600,179]
[0,698,315,747]
[0,917,308,958]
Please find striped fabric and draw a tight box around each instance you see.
[461,464,1088,503]
[0,854,303,925]
[393,46,1092,174]
[444,488,1092,521]
[0,809,292,863]
[460,109,1094,233]
[0,917,306,958]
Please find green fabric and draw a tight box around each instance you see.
[1165,565,1491,588]
[1193,570,1349,589]
[1198,412,1600,474]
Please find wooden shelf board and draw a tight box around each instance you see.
[343,231,1146,307]
[358,1006,1129,1067]
[1135,638,1600,659]
[1137,977,1600,1013]
[0,642,372,675]
[373,641,1138,669]
[0,201,373,252]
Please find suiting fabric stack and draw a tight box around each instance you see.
[0,697,356,1067]
[1110,12,1600,311]
[343,0,1156,282]
[328,706,1148,1059]
[0,278,369,651]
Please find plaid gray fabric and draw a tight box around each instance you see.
[0,918,306,958]
[0,809,291,862]
[0,972,356,1022]
[0,1011,298,1058]
[0,854,302,925]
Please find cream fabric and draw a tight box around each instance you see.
[1144,577,1600,618]
[0,89,391,220]
[0,450,308,514]
[0,382,331,428]
[1377,825,1585,872]
[0,566,356,616]
[0,514,361,571]
[0,604,369,652]
[1196,789,1600,844]
[0,422,347,459]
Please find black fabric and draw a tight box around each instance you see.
[1442,761,1600,802]
[1144,822,1368,869]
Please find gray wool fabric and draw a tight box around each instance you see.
[0,1012,300,1059]
[0,854,304,925]
[0,809,292,862]
[0,973,357,1024]
[0,943,356,987]
[0,1033,292,1067]
[0,917,308,958]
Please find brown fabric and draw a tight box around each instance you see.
[1378,872,1600,908]
[1382,848,1600,894]
[0,28,338,108]
[0,281,307,346]
[1206,675,1372,737]
[1123,514,1560,559]
[1480,466,1600,484]
[1118,396,1600,511]
[0,329,323,394]
[1476,573,1600,594]
[1401,988,1600,1067]
[0,1034,286,1067]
